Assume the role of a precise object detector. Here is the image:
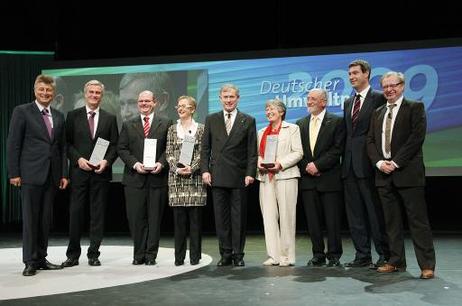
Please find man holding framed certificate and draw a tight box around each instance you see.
[256,99,303,267]
[118,90,172,266]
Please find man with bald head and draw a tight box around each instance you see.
[296,88,345,268]
[118,90,172,265]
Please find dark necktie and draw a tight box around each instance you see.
[351,94,361,129]
[143,116,150,138]
[384,104,396,155]
[41,109,53,138]
[88,111,96,139]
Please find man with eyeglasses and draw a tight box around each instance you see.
[367,71,436,279]
[342,60,389,270]
[118,90,172,266]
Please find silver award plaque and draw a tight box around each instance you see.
[89,137,109,168]
[143,138,157,170]
[261,135,278,168]
[177,135,195,168]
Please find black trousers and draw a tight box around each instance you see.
[377,181,435,270]
[21,175,56,265]
[172,206,203,262]
[66,177,109,260]
[212,187,247,260]
[344,170,389,260]
[301,189,343,260]
[125,185,167,261]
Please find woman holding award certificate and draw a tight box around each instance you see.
[257,99,303,266]
[166,96,206,266]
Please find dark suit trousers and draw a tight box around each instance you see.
[173,206,202,262]
[212,187,247,260]
[378,181,436,270]
[344,169,389,260]
[67,176,109,259]
[125,185,167,261]
[21,175,56,265]
[302,189,343,260]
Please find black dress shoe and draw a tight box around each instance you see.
[233,258,245,267]
[88,258,101,266]
[307,257,326,267]
[175,259,184,266]
[327,258,341,267]
[62,258,79,268]
[345,258,372,268]
[190,259,200,265]
[36,259,63,270]
[23,264,37,276]
[145,259,157,265]
[216,258,232,266]
[132,259,145,265]
[369,256,387,270]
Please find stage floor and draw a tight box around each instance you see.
[1,233,461,305]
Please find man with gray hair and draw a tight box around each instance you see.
[62,80,119,268]
[297,88,345,267]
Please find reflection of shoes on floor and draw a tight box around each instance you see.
[377,263,406,273]
[262,258,279,266]
[420,269,435,279]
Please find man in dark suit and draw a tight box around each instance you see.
[200,83,257,267]
[342,60,389,269]
[118,90,172,265]
[367,71,436,279]
[7,75,68,276]
[62,80,119,267]
[297,88,345,267]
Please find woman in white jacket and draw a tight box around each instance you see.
[257,99,303,266]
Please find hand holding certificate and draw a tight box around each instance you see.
[177,135,195,168]
[89,137,109,169]
[261,135,278,169]
[143,138,157,171]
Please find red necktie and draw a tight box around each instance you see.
[143,116,150,138]
[88,111,96,139]
[351,94,361,129]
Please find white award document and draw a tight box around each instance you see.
[89,137,110,168]
[177,135,195,167]
[143,138,157,170]
[262,135,278,168]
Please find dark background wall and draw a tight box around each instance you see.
[1,1,462,233]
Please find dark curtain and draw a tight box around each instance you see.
[0,51,54,227]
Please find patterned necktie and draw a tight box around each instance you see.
[88,111,96,139]
[225,113,232,135]
[384,104,396,155]
[41,109,53,138]
[309,116,319,153]
[143,116,150,138]
[351,94,361,129]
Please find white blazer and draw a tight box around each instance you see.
[256,121,303,182]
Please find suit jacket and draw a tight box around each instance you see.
[256,121,303,182]
[367,98,426,187]
[296,112,345,192]
[7,102,67,186]
[342,88,386,178]
[118,114,172,188]
[200,110,257,188]
[66,107,119,182]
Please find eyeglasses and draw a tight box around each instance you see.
[175,105,193,110]
[382,82,403,90]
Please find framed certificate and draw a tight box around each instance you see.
[89,137,109,169]
[143,138,157,170]
[261,135,278,168]
[177,135,195,168]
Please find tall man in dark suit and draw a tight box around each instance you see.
[367,71,436,279]
[62,80,119,267]
[342,60,389,268]
[7,75,68,276]
[118,90,172,265]
[200,84,257,267]
[297,88,345,267]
